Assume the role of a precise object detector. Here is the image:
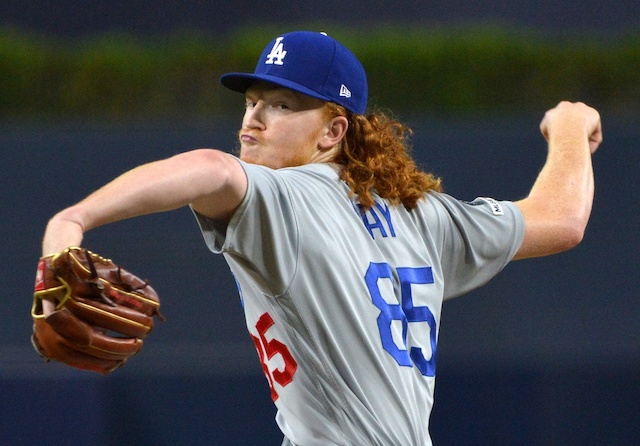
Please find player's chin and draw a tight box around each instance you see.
[239,149,259,164]
[240,151,275,169]
[238,146,257,163]
[239,147,285,169]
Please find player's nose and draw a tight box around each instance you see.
[243,102,267,130]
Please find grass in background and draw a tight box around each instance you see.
[1,25,638,119]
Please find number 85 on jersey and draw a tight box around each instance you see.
[365,262,438,377]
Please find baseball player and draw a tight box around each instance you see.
[38,31,602,445]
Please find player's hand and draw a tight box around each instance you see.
[32,247,164,374]
[41,211,86,316]
[540,101,602,154]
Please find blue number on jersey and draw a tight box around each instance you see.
[365,262,437,377]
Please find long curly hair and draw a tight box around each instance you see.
[325,103,442,210]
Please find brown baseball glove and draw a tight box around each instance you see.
[31,247,164,374]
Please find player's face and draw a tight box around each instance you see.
[239,83,331,169]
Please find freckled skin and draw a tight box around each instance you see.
[239,83,333,169]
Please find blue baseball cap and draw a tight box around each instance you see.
[220,31,368,114]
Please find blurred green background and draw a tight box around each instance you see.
[2,25,639,119]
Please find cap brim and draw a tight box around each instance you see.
[220,72,331,104]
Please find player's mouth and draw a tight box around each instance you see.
[239,131,260,145]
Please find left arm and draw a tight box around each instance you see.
[42,148,247,255]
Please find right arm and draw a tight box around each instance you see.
[513,102,602,260]
[42,148,247,255]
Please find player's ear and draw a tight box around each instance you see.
[318,116,348,151]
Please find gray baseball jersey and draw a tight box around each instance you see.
[193,160,524,446]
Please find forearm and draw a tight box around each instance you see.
[42,149,247,256]
[514,102,601,259]
[531,121,595,226]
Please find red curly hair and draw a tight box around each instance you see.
[325,103,442,210]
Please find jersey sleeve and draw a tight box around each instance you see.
[425,194,525,300]
[191,160,300,296]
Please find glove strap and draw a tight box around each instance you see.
[32,255,69,318]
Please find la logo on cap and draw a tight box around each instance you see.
[265,37,287,65]
[220,31,368,114]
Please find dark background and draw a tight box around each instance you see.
[2,0,640,37]
[2,2,639,445]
